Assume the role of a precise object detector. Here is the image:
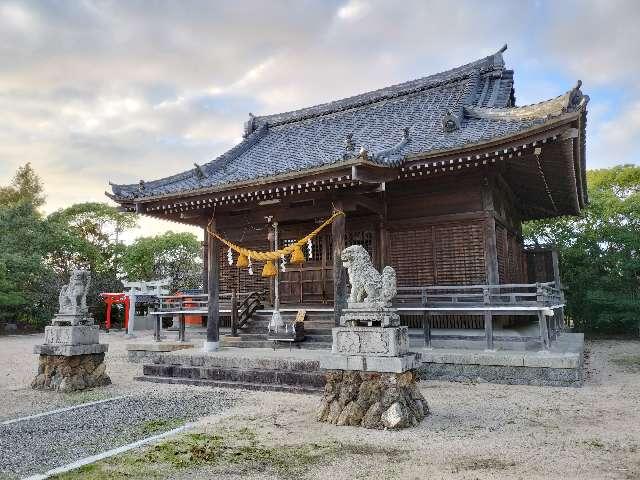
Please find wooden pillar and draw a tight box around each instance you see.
[484,311,494,350]
[179,312,186,342]
[551,248,566,330]
[202,232,209,294]
[423,312,431,349]
[332,201,347,326]
[538,310,550,350]
[230,288,238,337]
[481,176,499,285]
[205,217,220,351]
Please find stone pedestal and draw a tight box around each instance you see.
[32,324,110,392]
[318,303,428,429]
[339,303,400,327]
[316,370,428,429]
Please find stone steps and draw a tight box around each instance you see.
[223,309,335,350]
[137,376,323,394]
[222,340,331,350]
[139,351,326,392]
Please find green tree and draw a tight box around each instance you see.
[0,163,46,208]
[47,202,137,274]
[524,164,640,334]
[122,231,202,292]
[0,201,60,326]
[0,164,138,329]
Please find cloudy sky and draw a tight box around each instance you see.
[1,0,639,241]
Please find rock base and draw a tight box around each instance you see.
[317,369,429,430]
[31,353,111,392]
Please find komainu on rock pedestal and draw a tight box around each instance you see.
[318,245,429,429]
[32,269,110,392]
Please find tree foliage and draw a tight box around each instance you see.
[121,231,202,293]
[0,172,58,326]
[0,164,206,329]
[0,163,46,208]
[47,202,137,274]
[524,164,640,334]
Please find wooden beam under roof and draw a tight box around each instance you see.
[351,164,398,184]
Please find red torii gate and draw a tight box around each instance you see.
[99,293,130,331]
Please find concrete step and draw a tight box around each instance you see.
[137,376,323,394]
[140,360,326,393]
[143,363,324,385]
[220,339,331,350]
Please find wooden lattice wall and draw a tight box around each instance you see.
[388,220,487,287]
[496,224,526,284]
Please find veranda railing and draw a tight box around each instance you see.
[394,282,565,350]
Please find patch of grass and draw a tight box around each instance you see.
[139,432,339,477]
[62,390,111,405]
[581,438,606,449]
[610,355,640,372]
[139,418,184,436]
[52,426,414,480]
[451,456,517,473]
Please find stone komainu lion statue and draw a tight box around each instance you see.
[58,270,91,315]
[340,245,397,304]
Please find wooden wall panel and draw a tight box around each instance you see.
[496,222,526,284]
[389,220,486,287]
[525,249,556,283]
[434,221,486,285]
[388,228,435,287]
[387,176,482,221]
[496,224,508,283]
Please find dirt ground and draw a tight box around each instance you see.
[1,332,640,479]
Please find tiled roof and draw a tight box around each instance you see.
[109,46,587,201]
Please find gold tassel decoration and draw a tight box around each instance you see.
[290,244,305,264]
[261,260,278,277]
[236,253,249,268]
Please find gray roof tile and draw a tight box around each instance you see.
[109,46,586,201]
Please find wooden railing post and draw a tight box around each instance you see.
[483,286,494,350]
[332,202,347,326]
[423,312,431,349]
[230,289,238,337]
[153,310,161,342]
[179,313,186,342]
[422,289,431,349]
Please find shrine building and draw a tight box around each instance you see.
[107,45,588,353]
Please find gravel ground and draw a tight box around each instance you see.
[1,332,640,479]
[176,338,640,480]
[0,390,235,478]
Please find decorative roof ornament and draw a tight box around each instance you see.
[567,80,589,111]
[193,163,208,180]
[343,133,356,159]
[370,127,412,163]
[442,110,460,133]
[243,112,256,138]
[345,133,355,152]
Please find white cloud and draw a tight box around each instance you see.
[590,101,640,166]
[0,0,638,240]
[336,0,370,21]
